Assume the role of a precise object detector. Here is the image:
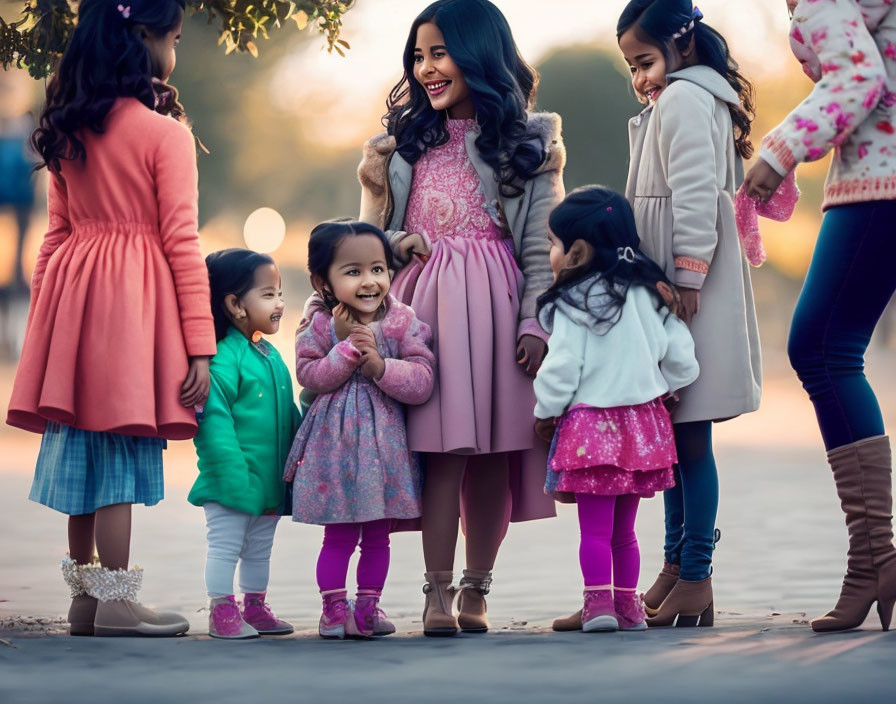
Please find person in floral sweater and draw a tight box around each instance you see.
[745,0,896,634]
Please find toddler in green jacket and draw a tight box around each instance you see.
[189,249,302,639]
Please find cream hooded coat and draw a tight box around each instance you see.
[626,65,761,424]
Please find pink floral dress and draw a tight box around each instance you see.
[283,297,434,525]
[391,118,536,455]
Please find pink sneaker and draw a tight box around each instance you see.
[319,589,351,639]
[355,589,395,637]
[242,592,294,636]
[209,595,258,640]
[582,588,618,632]
[614,590,647,631]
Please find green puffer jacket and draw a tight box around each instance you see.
[189,326,301,515]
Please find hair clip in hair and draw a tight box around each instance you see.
[617,246,636,264]
[117,5,131,19]
[671,6,702,39]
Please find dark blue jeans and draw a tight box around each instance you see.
[788,201,896,451]
[663,420,719,581]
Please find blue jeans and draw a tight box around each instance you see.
[663,421,719,581]
[788,201,896,451]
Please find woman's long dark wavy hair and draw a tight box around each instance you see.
[32,0,186,173]
[537,186,674,334]
[206,249,276,342]
[385,0,543,198]
[617,0,755,159]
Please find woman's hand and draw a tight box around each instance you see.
[534,417,557,444]
[397,233,431,263]
[333,303,356,341]
[181,356,210,407]
[743,158,786,203]
[517,335,547,377]
[349,324,386,380]
[676,287,701,326]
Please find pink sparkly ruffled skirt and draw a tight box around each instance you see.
[546,400,677,503]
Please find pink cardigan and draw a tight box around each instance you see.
[7,98,216,440]
[760,0,896,210]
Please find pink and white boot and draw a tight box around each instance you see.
[242,592,294,636]
[614,588,647,631]
[355,588,396,637]
[582,587,619,632]
[319,589,362,639]
[209,595,258,640]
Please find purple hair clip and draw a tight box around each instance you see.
[117,4,131,19]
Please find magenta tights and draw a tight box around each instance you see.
[576,493,641,589]
[315,519,391,592]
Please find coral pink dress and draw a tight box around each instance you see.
[7,98,216,440]
[392,118,536,455]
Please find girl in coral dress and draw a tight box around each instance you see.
[7,0,214,637]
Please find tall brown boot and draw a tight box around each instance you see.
[645,576,713,628]
[422,571,458,637]
[457,569,491,633]
[812,436,896,633]
[61,557,97,636]
[642,562,680,616]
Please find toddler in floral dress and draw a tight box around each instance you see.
[533,187,699,632]
[284,220,435,638]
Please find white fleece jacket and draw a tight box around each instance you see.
[533,283,699,419]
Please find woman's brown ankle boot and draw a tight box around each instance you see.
[812,436,896,633]
[645,576,713,628]
[422,571,458,637]
[457,569,492,633]
[642,562,680,616]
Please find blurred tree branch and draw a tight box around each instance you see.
[0,0,355,79]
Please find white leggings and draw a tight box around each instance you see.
[204,502,280,598]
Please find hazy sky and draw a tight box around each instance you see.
[272,0,793,145]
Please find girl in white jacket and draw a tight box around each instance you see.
[534,186,699,633]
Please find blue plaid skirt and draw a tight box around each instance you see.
[30,422,166,516]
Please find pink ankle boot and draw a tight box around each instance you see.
[242,592,293,636]
[319,589,352,639]
[209,595,258,640]
[355,589,396,637]
[582,588,618,632]
[614,589,647,631]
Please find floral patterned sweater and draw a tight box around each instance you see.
[761,0,896,209]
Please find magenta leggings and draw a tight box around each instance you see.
[576,493,640,589]
[315,519,391,592]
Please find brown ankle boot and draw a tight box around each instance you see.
[457,569,491,633]
[812,436,896,633]
[645,576,713,628]
[61,557,97,636]
[552,608,583,632]
[422,571,458,637]
[82,565,190,637]
[642,562,680,616]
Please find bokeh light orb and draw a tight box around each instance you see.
[243,207,286,253]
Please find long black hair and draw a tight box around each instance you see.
[307,219,395,306]
[617,0,755,159]
[206,248,275,342]
[32,0,186,173]
[537,186,674,334]
[385,0,543,198]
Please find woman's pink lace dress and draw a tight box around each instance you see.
[391,118,536,456]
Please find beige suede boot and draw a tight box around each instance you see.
[642,562,680,616]
[457,569,491,633]
[645,576,714,628]
[82,564,190,637]
[422,571,458,637]
[812,436,896,632]
[61,557,97,636]
[552,608,582,632]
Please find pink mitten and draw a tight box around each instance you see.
[734,171,800,267]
